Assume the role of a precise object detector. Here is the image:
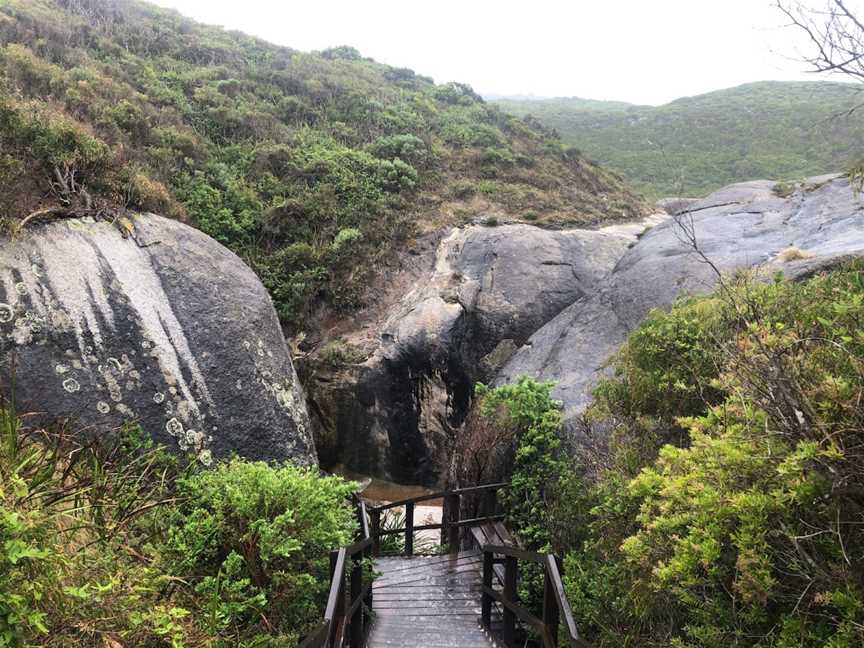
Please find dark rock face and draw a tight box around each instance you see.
[498,176,864,436]
[308,221,662,484]
[0,214,316,466]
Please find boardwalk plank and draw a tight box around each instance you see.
[368,551,499,648]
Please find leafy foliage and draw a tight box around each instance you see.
[554,264,864,647]
[476,377,565,550]
[475,378,566,617]
[0,0,645,326]
[493,81,864,199]
[0,410,357,647]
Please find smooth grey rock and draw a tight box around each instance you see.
[308,219,663,484]
[498,176,864,435]
[0,214,316,466]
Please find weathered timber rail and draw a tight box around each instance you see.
[368,481,508,556]
[481,544,588,648]
[299,482,587,648]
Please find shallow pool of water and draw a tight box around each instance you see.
[330,464,442,506]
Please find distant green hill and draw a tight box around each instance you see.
[492,81,864,199]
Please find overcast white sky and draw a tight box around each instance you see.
[148,0,860,105]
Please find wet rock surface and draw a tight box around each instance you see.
[0,214,316,466]
[308,219,664,484]
[498,175,864,437]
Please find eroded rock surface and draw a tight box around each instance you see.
[498,175,864,435]
[0,214,316,465]
[308,218,665,484]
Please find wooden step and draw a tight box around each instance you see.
[367,551,497,648]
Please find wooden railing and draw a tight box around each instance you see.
[367,481,508,556]
[299,500,373,648]
[481,544,588,648]
[300,482,590,648]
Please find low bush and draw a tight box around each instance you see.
[0,407,357,647]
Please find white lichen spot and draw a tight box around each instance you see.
[11,321,33,345]
[97,401,111,414]
[165,417,184,437]
[116,404,134,418]
[273,382,295,409]
[175,400,194,422]
[243,340,251,350]
[107,357,123,373]
[63,378,81,393]
[15,283,27,296]
[0,304,14,324]
[153,392,165,404]
[235,379,243,391]
[55,364,70,375]
[97,363,124,402]
[23,312,44,334]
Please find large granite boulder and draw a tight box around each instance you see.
[308,218,664,484]
[0,213,316,466]
[497,175,864,435]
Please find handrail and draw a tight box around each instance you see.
[481,544,588,648]
[299,497,373,648]
[299,482,513,646]
[367,481,509,556]
[369,481,509,512]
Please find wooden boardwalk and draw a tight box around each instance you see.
[368,550,500,648]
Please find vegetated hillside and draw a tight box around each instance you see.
[493,81,864,199]
[0,0,646,327]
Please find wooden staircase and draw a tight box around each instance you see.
[368,550,499,648]
[299,483,586,648]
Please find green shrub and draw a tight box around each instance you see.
[0,406,359,647]
[161,459,357,643]
[476,378,564,550]
[369,134,429,166]
[480,146,516,167]
[475,378,566,617]
[557,264,864,647]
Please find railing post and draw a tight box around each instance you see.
[370,508,381,557]
[363,540,373,625]
[484,487,496,519]
[447,492,460,552]
[404,502,414,556]
[329,550,344,646]
[482,549,493,629]
[503,555,517,648]
[543,560,560,648]
[350,551,363,648]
